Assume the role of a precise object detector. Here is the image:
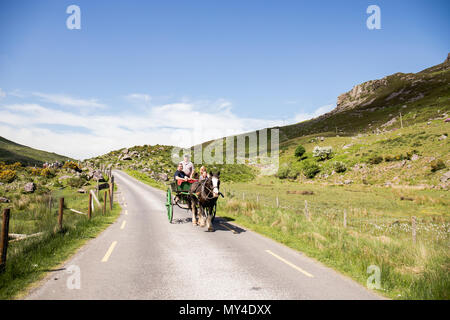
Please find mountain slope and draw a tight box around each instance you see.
[278,53,450,142]
[0,136,73,166]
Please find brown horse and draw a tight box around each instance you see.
[189,171,221,231]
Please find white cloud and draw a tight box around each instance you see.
[0,88,5,99]
[0,99,284,160]
[33,92,106,108]
[125,93,151,103]
[294,104,334,123]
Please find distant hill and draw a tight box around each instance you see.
[0,136,73,166]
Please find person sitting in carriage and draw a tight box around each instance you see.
[174,162,189,182]
[176,154,193,178]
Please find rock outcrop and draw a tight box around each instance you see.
[24,182,36,193]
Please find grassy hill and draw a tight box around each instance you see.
[0,136,73,166]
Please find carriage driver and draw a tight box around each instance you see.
[174,162,188,182]
[181,154,194,178]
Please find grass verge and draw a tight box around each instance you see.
[0,192,121,300]
[218,192,450,300]
[124,169,167,191]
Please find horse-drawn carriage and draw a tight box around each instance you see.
[165,174,222,230]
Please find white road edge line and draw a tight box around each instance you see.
[265,250,314,278]
[120,221,126,229]
[102,241,118,262]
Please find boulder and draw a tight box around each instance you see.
[24,182,36,193]
[93,170,104,181]
[97,183,110,191]
[343,179,353,185]
[158,173,169,181]
[440,171,450,183]
[122,155,132,161]
[438,134,448,141]
[0,197,10,203]
[77,189,86,194]
[411,154,419,161]
[342,144,353,150]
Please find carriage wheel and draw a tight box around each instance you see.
[165,188,173,223]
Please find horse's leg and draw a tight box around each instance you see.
[191,198,198,226]
[198,205,206,227]
[206,206,214,232]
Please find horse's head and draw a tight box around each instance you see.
[209,171,220,198]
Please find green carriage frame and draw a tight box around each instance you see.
[165,180,216,223]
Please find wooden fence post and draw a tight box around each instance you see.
[0,208,11,273]
[110,175,115,208]
[256,194,259,204]
[88,193,92,220]
[108,189,112,210]
[58,198,64,231]
[276,196,279,208]
[343,209,347,228]
[103,191,107,215]
[48,195,52,212]
[304,200,310,221]
[412,216,416,244]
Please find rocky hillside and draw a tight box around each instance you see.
[277,53,449,142]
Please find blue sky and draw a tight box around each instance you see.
[0,0,449,159]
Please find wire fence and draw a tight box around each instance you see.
[220,188,450,245]
[0,170,116,273]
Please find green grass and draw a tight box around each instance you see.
[0,190,121,300]
[0,163,120,299]
[276,120,449,186]
[219,177,449,300]
[0,136,72,166]
[124,169,167,190]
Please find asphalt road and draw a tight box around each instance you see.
[26,170,382,300]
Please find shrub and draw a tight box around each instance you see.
[301,160,320,179]
[40,168,55,178]
[430,159,446,172]
[0,169,17,183]
[63,161,82,173]
[384,155,394,162]
[368,155,383,165]
[312,146,333,160]
[333,161,347,173]
[0,162,21,171]
[294,145,306,158]
[277,163,300,179]
[66,176,87,188]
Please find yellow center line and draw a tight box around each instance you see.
[265,250,314,278]
[220,223,237,234]
[101,241,118,262]
[120,220,126,229]
[124,210,128,215]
